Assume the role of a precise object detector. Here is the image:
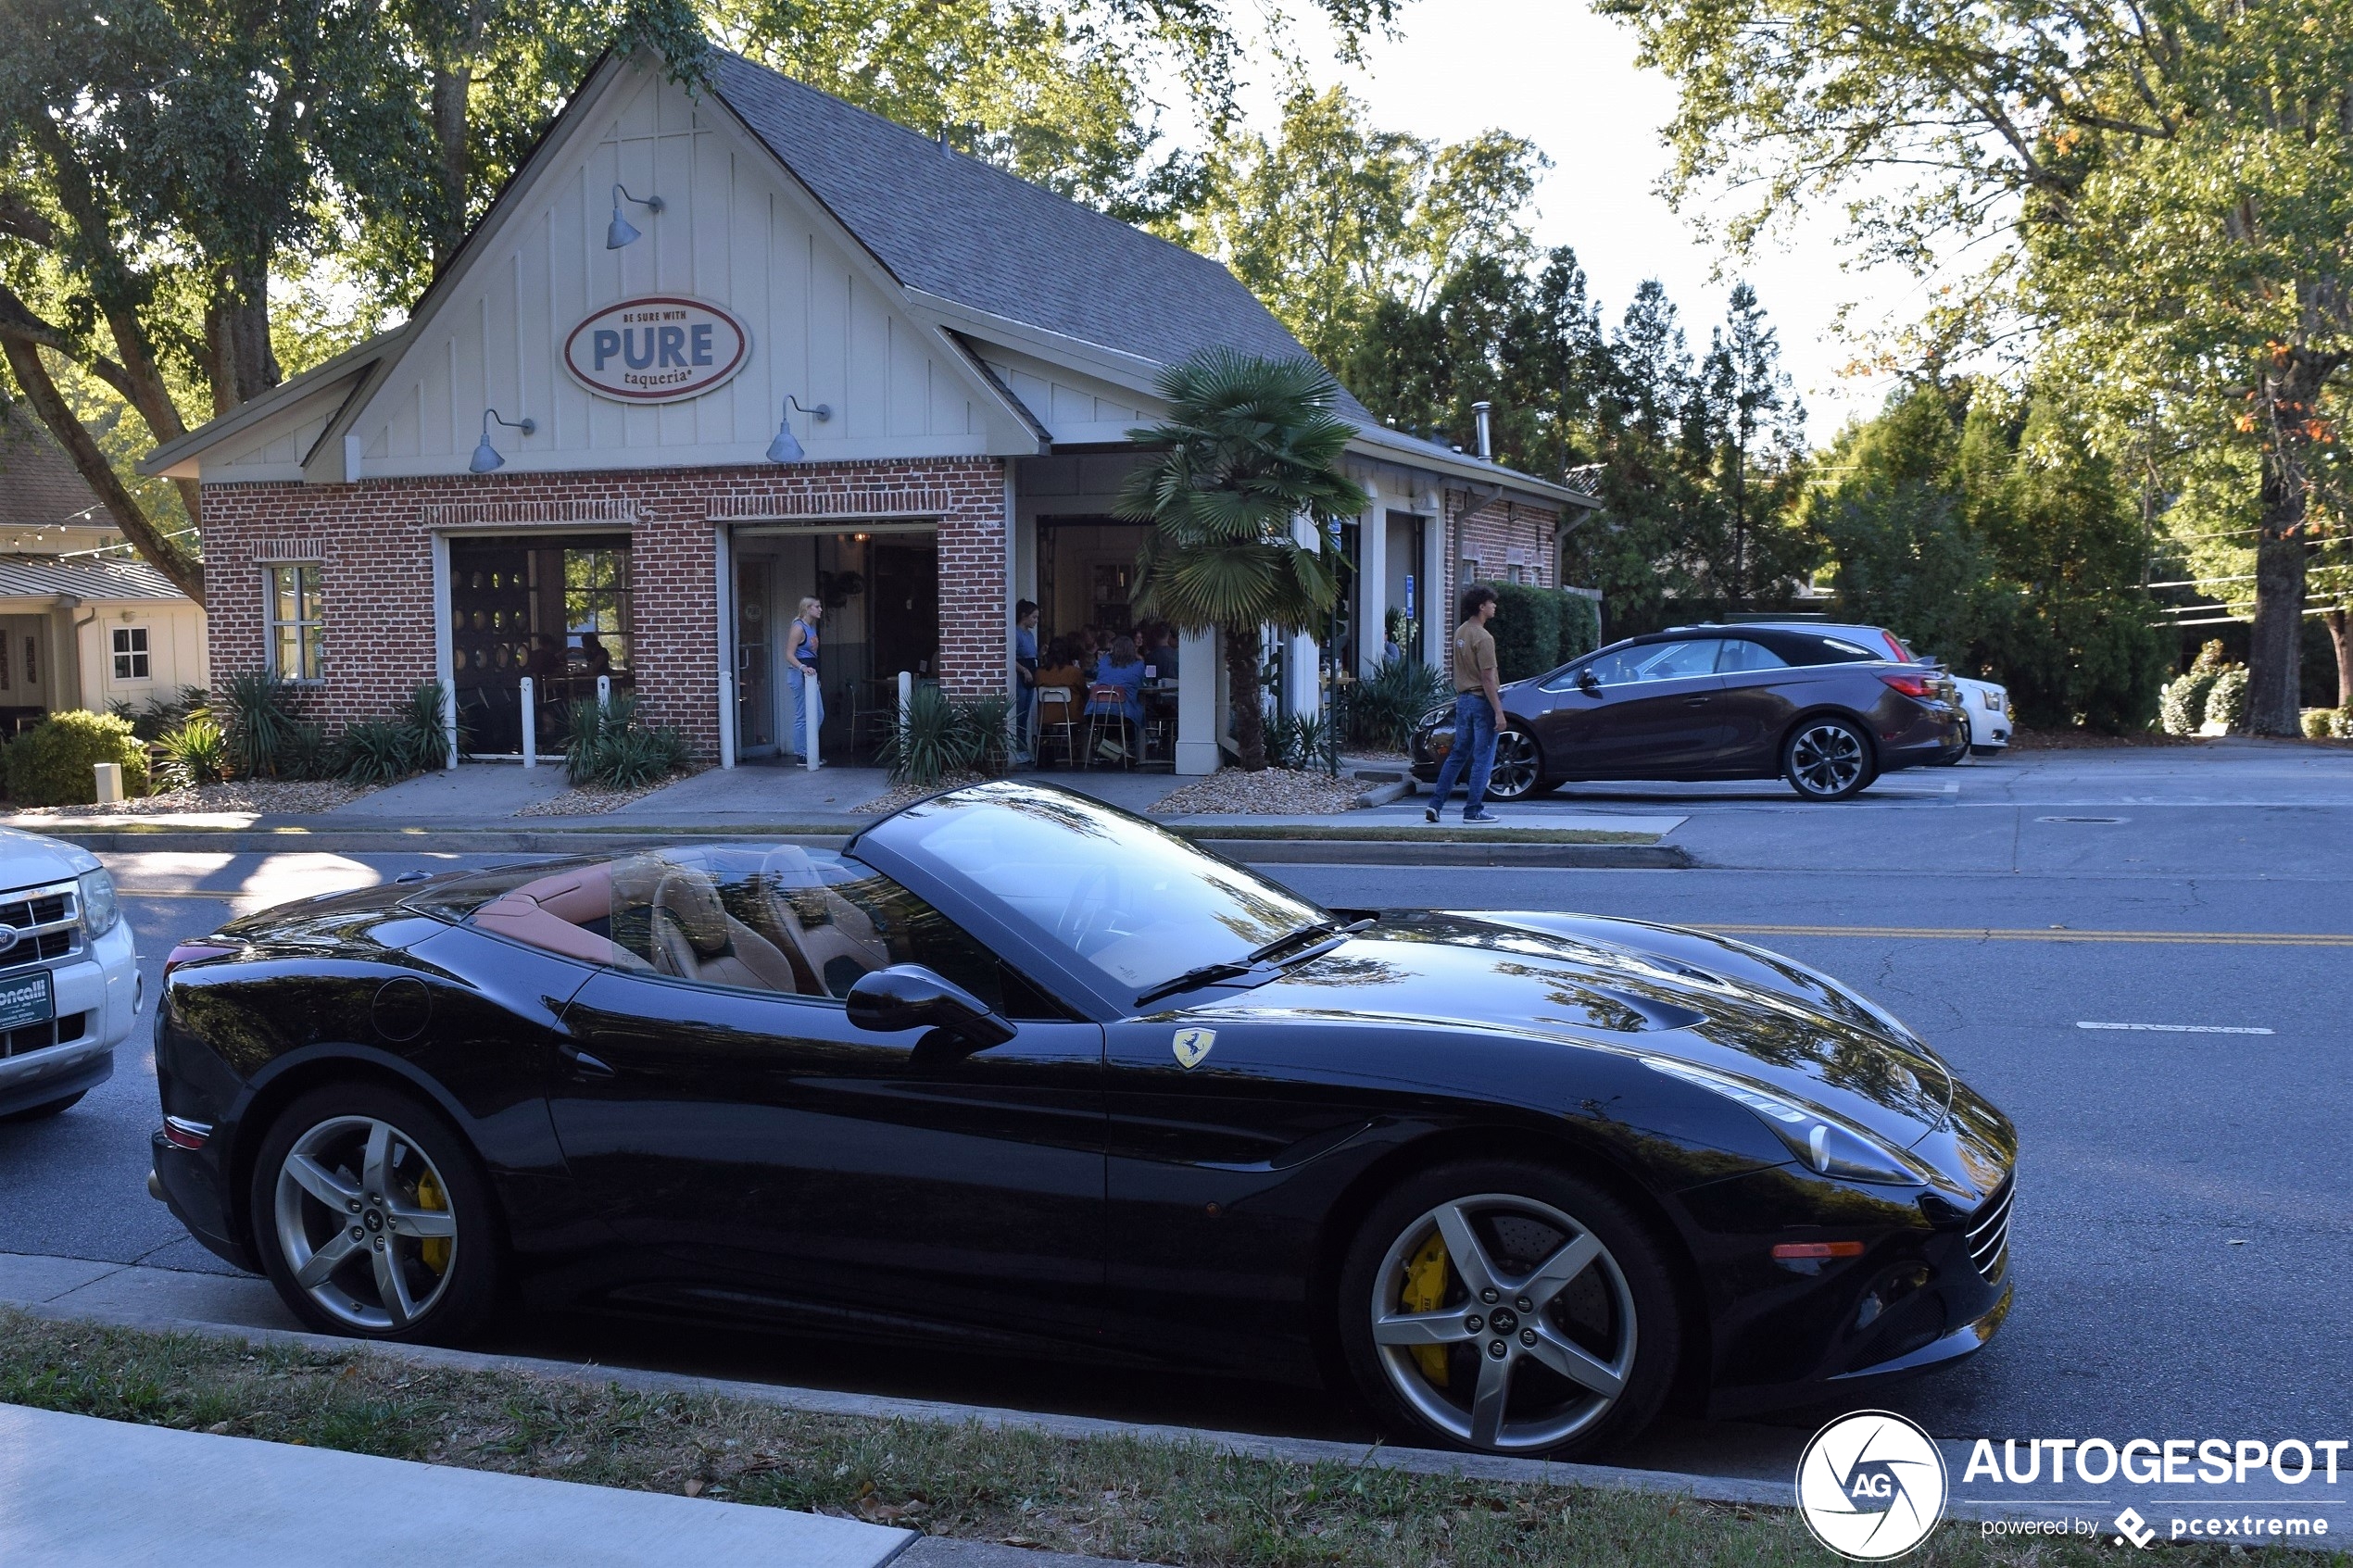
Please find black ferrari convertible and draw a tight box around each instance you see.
[151,780,2014,1458]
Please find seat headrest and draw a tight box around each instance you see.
[655,871,730,956]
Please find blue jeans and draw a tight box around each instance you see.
[1428,692,1497,814]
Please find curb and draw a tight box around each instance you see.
[2,1295,1789,1508]
[1197,839,1690,868]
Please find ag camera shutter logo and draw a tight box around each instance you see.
[1796,1410,1949,1560]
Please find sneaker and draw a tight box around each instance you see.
[1424,804,1441,823]
[1462,809,1502,824]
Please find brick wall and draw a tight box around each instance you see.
[1441,493,1559,621]
[200,458,1009,757]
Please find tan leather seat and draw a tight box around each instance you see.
[648,868,803,994]
[472,861,651,969]
[752,846,892,997]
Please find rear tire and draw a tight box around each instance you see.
[0,1089,86,1123]
[249,1082,501,1344]
[1782,717,1875,801]
[1337,1159,1682,1460]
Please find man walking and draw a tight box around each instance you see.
[1427,585,1505,823]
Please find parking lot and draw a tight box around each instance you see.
[4,738,2347,1483]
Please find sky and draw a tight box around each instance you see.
[1228,0,1920,445]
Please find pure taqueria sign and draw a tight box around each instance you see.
[563,295,750,402]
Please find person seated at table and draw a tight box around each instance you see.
[1086,634,1147,758]
[1144,622,1180,681]
[1035,637,1085,696]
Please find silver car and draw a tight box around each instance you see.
[0,830,140,1122]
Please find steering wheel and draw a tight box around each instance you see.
[1053,864,1116,951]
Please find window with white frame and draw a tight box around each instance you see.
[267,563,324,682]
[111,626,150,681]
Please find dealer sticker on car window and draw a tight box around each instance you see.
[0,970,55,1032]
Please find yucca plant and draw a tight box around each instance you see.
[879,684,977,785]
[154,715,229,791]
[218,671,300,778]
[1119,349,1367,771]
[1349,655,1449,751]
[960,695,1017,777]
[338,721,415,785]
[564,695,689,789]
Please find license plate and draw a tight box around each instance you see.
[0,970,54,1032]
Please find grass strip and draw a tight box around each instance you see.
[0,1312,2334,1567]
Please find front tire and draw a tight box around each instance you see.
[1337,1160,1682,1459]
[1782,717,1875,801]
[249,1083,500,1343]
[1482,729,1543,801]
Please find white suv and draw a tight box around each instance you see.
[0,831,139,1122]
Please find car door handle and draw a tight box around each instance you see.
[1683,696,1711,706]
[560,1043,616,1078]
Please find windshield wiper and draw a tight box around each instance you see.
[1132,920,1373,1010]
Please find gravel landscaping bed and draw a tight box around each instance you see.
[9,779,375,817]
[512,769,702,817]
[1151,767,1375,815]
[849,771,988,815]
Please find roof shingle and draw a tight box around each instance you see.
[0,408,106,528]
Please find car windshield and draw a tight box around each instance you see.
[866,782,1331,998]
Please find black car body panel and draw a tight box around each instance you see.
[151,782,2013,1427]
[1411,624,1963,790]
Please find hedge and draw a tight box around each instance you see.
[4,710,150,806]
[1558,592,1601,664]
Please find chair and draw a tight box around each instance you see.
[1083,683,1135,769]
[1035,686,1077,767]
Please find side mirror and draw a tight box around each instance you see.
[846,963,1016,1048]
[1577,669,1604,696]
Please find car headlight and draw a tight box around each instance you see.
[1642,1057,1935,1185]
[77,868,120,937]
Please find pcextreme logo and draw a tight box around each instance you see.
[1796,1411,1950,1561]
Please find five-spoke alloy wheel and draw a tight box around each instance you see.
[1339,1161,1680,1458]
[1781,717,1874,801]
[251,1084,499,1342]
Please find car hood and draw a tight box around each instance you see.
[0,828,101,891]
[1182,909,1957,1151]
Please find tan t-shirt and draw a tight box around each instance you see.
[1452,617,1498,693]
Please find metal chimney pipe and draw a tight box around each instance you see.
[1471,401,1492,460]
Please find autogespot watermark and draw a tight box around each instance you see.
[1795,1416,2347,1561]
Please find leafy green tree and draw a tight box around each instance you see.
[1595,0,2353,734]
[1119,350,1367,771]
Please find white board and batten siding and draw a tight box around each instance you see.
[197,69,1037,483]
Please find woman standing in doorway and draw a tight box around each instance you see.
[786,596,824,763]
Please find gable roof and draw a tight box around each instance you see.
[0,408,106,527]
[145,46,1590,508]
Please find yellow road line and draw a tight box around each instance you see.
[1707,924,2353,947]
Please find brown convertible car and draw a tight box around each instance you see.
[1411,622,1964,803]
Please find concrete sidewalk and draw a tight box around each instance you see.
[0,1402,908,1568]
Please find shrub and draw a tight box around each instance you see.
[1265,709,1338,772]
[880,684,975,786]
[4,710,150,806]
[1348,654,1447,751]
[218,672,303,778]
[1557,591,1602,664]
[1483,581,1563,683]
[564,695,690,790]
[2337,709,2353,740]
[960,695,1017,778]
[154,715,229,791]
[2203,667,2250,732]
[337,721,416,785]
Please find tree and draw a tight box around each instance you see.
[1164,84,1545,370]
[1702,282,1806,609]
[1120,350,1367,771]
[1595,0,2353,734]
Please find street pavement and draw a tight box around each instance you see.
[2,741,2347,1491]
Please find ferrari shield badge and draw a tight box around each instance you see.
[1172,1027,1216,1070]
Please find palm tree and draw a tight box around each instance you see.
[1119,349,1369,771]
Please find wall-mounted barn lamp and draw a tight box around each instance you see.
[470,408,535,473]
[765,395,833,464]
[606,183,664,249]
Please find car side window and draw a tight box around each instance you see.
[475,847,1063,1019]
[1580,639,1721,686]
[1715,638,1789,673]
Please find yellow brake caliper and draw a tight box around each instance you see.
[1401,1232,1452,1386]
[415,1169,450,1273]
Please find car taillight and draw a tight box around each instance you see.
[1879,673,1936,700]
[164,941,239,978]
[161,1115,212,1150]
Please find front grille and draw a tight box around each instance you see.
[0,1011,85,1060]
[0,884,80,973]
[1965,1177,2014,1282]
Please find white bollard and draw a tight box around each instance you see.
[596,673,611,712]
[803,670,822,771]
[92,761,123,805]
[519,677,535,769]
